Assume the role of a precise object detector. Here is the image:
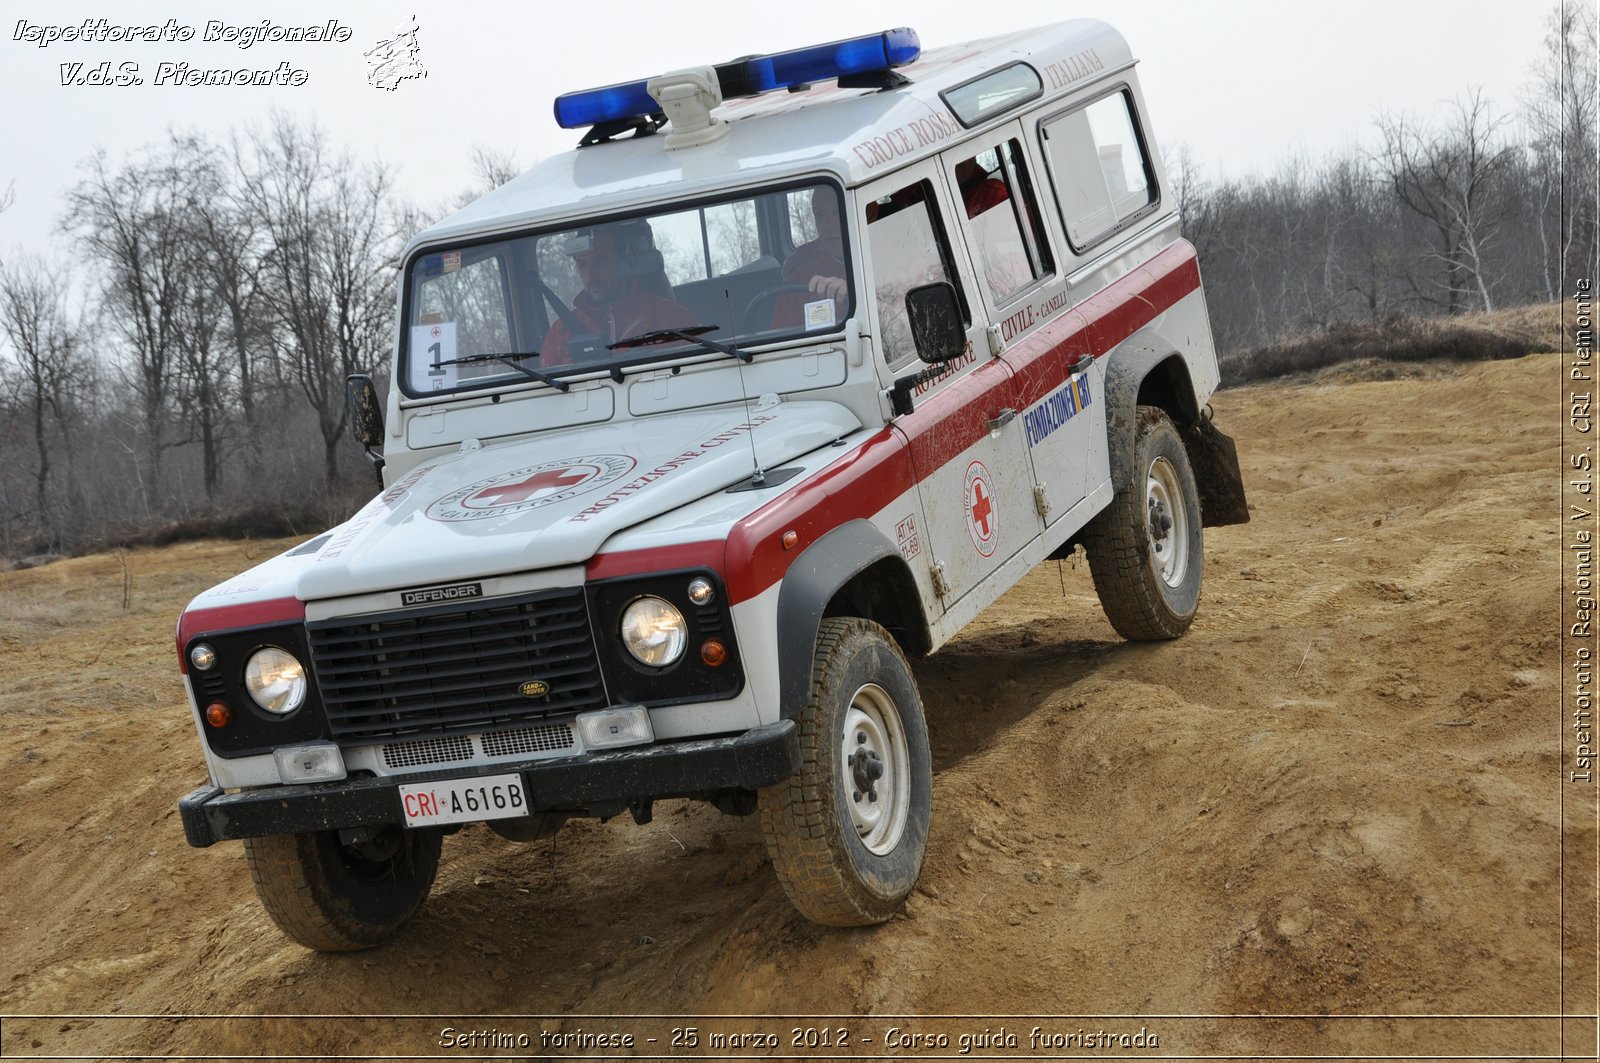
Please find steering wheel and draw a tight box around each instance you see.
[535,277,586,339]
[740,284,817,334]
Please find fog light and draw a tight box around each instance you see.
[273,743,347,783]
[204,701,232,728]
[700,638,728,666]
[577,705,654,749]
[189,644,217,671]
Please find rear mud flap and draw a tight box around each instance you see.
[1183,415,1250,526]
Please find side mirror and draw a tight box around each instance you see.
[346,374,386,489]
[906,282,966,363]
[346,374,385,448]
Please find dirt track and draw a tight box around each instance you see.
[1,353,1593,1059]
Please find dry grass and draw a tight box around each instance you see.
[1475,301,1570,354]
[1218,304,1557,388]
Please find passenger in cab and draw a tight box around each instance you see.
[956,157,1009,218]
[541,221,694,366]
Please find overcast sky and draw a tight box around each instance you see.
[0,1,1560,257]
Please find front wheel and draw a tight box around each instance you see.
[760,618,932,926]
[1083,405,1205,640]
[243,826,442,951]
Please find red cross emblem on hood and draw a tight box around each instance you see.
[470,467,590,506]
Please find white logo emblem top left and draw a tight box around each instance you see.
[426,455,636,522]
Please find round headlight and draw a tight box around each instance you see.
[620,596,687,667]
[244,647,307,715]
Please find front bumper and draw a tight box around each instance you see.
[179,721,798,847]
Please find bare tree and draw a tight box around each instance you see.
[436,145,523,217]
[1525,3,1599,299]
[469,145,521,191]
[0,255,81,543]
[1377,91,1517,313]
[1167,143,1214,261]
[237,113,404,487]
[64,147,196,499]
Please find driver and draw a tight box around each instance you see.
[770,188,848,329]
[540,222,694,367]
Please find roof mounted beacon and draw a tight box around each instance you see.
[555,28,921,144]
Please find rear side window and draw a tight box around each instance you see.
[1039,90,1155,251]
[952,139,1053,304]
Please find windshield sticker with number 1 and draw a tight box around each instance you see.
[412,322,457,391]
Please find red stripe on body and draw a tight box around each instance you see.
[176,597,306,672]
[724,427,917,603]
[594,240,1202,606]
[898,357,1020,477]
[1074,240,1201,367]
[1006,240,1200,408]
[584,541,728,581]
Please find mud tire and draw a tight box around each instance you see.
[1084,405,1204,640]
[760,618,931,926]
[243,826,442,951]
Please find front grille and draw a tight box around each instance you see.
[379,724,577,771]
[308,588,606,742]
[384,734,474,768]
[482,723,575,757]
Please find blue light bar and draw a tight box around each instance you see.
[554,78,658,129]
[553,28,921,131]
[739,28,920,93]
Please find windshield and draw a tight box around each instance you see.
[401,181,853,396]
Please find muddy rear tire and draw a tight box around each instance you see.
[1084,405,1204,640]
[760,618,931,926]
[244,826,442,951]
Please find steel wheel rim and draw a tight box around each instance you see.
[840,683,911,855]
[1146,455,1189,588]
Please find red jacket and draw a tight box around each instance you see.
[540,285,696,368]
[963,177,1010,219]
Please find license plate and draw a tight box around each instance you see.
[399,773,528,828]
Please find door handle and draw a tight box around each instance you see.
[986,408,1018,433]
[1070,352,1095,375]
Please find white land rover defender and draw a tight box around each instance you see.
[176,20,1248,950]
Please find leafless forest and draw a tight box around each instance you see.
[0,7,1592,557]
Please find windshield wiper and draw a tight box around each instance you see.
[607,324,751,364]
[430,351,570,393]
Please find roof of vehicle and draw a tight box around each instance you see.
[408,19,1134,253]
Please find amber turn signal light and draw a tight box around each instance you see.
[700,638,728,667]
[205,701,232,728]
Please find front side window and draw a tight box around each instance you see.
[865,180,969,366]
[401,181,853,396]
[1039,90,1156,251]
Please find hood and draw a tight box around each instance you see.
[292,399,859,601]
